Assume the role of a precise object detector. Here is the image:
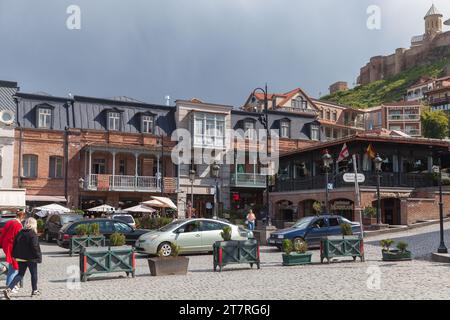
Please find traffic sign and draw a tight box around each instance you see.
[343,173,365,183]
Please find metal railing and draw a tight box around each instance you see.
[86,174,162,192]
[230,173,266,188]
[388,114,420,121]
[273,172,435,192]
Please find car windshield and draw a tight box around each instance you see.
[113,216,134,224]
[292,216,316,229]
[341,217,353,224]
[61,215,83,225]
[159,220,185,232]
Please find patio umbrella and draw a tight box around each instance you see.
[142,196,177,210]
[123,204,156,214]
[87,204,115,212]
[34,203,71,213]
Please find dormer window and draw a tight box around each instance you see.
[36,104,54,129]
[280,119,291,138]
[108,111,121,131]
[141,114,155,134]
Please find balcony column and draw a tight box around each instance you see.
[134,153,139,189]
[88,148,92,187]
[428,155,434,173]
[112,151,116,190]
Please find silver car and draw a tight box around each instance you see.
[135,218,253,256]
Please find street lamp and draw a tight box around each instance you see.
[251,84,271,226]
[189,168,196,218]
[435,152,448,254]
[78,178,84,211]
[211,162,221,218]
[373,154,383,225]
[322,150,332,214]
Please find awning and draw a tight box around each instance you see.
[26,195,67,203]
[0,189,26,208]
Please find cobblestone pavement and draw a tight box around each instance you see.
[1,222,450,300]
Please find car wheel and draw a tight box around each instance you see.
[157,242,172,257]
[44,231,52,243]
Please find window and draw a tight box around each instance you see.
[329,218,340,227]
[141,115,155,134]
[310,125,320,141]
[320,109,324,119]
[22,155,38,178]
[332,111,337,122]
[49,156,63,178]
[193,113,226,148]
[108,112,121,131]
[244,121,255,139]
[93,159,106,174]
[119,159,126,175]
[113,222,132,233]
[38,108,52,128]
[326,109,331,120]
[280,121,290,138]
[201,221,225,231]
[179,221,201,233]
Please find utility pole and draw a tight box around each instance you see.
[352,154,364,241]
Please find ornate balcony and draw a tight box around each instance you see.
[230,173,266,188]
[84,174,178,193]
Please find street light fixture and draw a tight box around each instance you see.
[211,162,221,218]
[322,149,332,214]
[189,168,196,218]
[435,151,448,254]
[251,84,271,226]
[373,154,383,225]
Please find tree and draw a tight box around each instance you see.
[421,110,448,139]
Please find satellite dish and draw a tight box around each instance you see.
[0,110,14,125]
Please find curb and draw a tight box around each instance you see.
[364,217,450,238]
[431,252,450,263]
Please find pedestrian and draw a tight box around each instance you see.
[3,217,42,299]
[246,209,256,231]
[0,210,26,291]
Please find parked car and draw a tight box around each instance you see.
[135,218,254,256]
[268,215,361,249]
[110,214,136,229]
[43,213,84,242]
[57,218,150,249]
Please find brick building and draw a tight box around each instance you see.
[270,132,450,228]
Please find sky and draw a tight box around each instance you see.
[1,0,450,107]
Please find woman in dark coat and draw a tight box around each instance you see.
[3,217,42,299]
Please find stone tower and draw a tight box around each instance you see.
[424,4,443,40]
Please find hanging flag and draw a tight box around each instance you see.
[367,144,376,159]
[337,143,350,163]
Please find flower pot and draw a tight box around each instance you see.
[382,250,412,261]
[282,252,312,266]
[147,256,189,276]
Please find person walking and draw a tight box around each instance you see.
[246,209,256,231]
[0,210,26,290]
[3,217,42,299]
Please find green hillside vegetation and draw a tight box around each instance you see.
[321,56,450,108]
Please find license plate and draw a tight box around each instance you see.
[268,239,275,244]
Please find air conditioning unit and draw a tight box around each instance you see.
[0,110,14,125]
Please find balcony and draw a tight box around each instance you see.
[230,173,266,188]
[388,114,420,121]
[273,172,435,192]
[84,174,178,193]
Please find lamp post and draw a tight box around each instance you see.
[251,84,271,226]
[373,154,383,225]
[211,162,220,218]
[78,178,84,210]
[188,168,196,217]
[322,150,332,214]
[435,152,448,254]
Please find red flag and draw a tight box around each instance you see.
[337,143,350,163]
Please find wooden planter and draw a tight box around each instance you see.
[147,256,189,276]
[213,239,260,272]
[382,250,412,261]
[282,252,312,266]
[79,246,135,282]
[70,235,106,256]
[320,235,364,263]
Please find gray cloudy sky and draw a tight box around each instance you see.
[1,0,450,107]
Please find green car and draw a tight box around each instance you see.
[135,218,254,256]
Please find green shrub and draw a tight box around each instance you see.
[139,216,173,229]
[312,201,322,215]
[396,241,408,252]
[36,219,44,233]
[293,239,308,254]
[380,239,394,252]
[220,226,232,241]
[282,239,293,255]
[109,232,126,247]
[75,224,88,236]
[72,209,85,215]
[88,223,100,235]
[170,243,180,257]
[363,206,376,218]
[340,223,353,236]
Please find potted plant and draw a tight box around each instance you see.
[282,238,312,266]
[363,206,377,226]
[36,219,45,237]
[70,223,105,256]
[381,239,412,261]
[312,201,322,215]
[79,232,135,282]
[147,243,189,276]
[213,226,260,272]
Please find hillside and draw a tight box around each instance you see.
[321,56,450,108]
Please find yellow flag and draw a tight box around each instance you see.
[367,144,376,159]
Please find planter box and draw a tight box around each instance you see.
[147,256,189,276]
[213,239,260,272]
[70,235,106,256]
[382,250,412,261]
[79,246,135,282]
[363,217,377,226]
[320,235,365,263]
[282,252,313,266]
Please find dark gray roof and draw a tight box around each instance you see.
[0,81,18,112]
